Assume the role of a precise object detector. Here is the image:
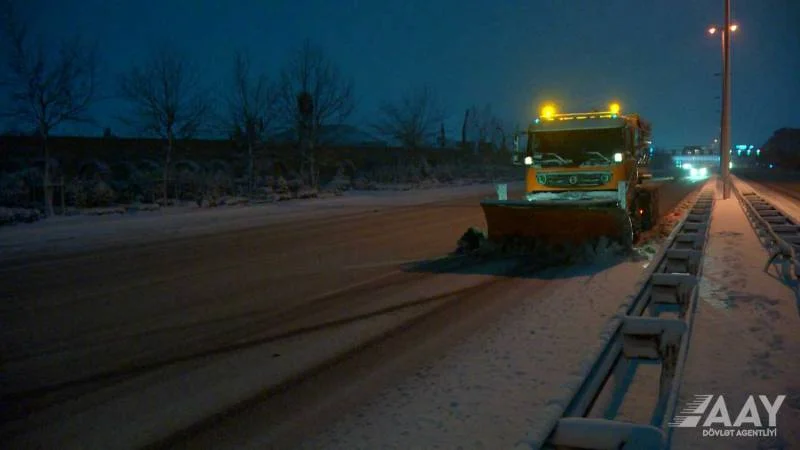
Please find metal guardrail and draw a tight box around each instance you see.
[732,181,800,279]
[536,185,715,450]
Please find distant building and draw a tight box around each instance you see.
[668,143,766,170]
[730,144,766,168]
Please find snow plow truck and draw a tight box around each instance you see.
[480,102,658,252]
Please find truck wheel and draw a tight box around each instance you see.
[622,214,636,250]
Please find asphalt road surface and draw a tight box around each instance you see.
[0,179,703,449]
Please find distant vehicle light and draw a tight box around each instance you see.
[729,161,733,169]
[699,167,708,176]
[682,163,692,170]
[613,152,623,162]
[690,168,699,177]
[524,156,533,166]
[609,103,621,114]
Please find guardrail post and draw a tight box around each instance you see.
[663,249,702,274]
[620,317,687,416]
[650,273,697,318]
[549,418,664,449]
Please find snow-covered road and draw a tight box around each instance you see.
[0,179,705,449]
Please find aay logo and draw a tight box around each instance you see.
[670,394,785,437]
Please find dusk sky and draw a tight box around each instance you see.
[9,0,800,148]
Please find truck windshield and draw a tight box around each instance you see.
[529,128,625,167]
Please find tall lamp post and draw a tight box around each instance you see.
[708,0,736,199]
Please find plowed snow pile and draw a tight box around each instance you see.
[456,189,700,268]
[456,227,627,267]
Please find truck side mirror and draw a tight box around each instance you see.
[511,135,524,165]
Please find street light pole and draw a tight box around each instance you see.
[720,0,732,199]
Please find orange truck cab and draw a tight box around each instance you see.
[480,103,658,249]
[514,105,651,203]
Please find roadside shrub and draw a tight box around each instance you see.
[324,169,351,192]
[67,179,116,208]
[0,172,31,207]
[274,176,289,194]
[434,163,455,182]
[286,178,304,193]
[92,180,115,206]
[0,207,43,225]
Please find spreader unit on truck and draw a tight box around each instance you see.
[480,102,659,251]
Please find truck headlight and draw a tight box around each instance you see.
[524,156,533,166]
[613,153,623,162]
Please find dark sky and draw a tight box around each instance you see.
[11,0,800,148]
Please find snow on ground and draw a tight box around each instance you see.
[281,181,711,450]
[670,179,800,449]
[0,182,520,260]
[0,261,531,450]
[291,261,667,448]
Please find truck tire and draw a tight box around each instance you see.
[633,187,658,232]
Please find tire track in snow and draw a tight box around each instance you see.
[1,259,539,449]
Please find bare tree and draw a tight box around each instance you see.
[225,51,277,194]
[465,104,506,153]
[1,0,98,216]
[373,86,444,149]
[277,39,355,187]
[491,119,516,153]
[118,47,210,204]
[461,109,470,150]
[468,104,494,152]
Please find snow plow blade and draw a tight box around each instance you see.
[479,199,633,250]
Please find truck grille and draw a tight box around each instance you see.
[537,172,611,187]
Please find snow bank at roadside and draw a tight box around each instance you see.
[0,207,44,225]
[0,182,520,261]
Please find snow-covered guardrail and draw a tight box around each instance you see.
[533,187,715,450]
[733,184,800,279]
